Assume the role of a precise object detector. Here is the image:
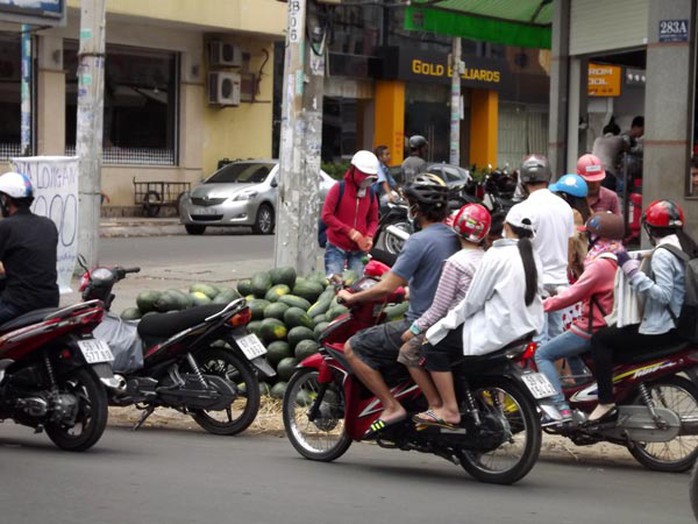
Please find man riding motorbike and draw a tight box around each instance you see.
[0,171,59,324]
[337,173,460,438]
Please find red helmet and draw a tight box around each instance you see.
[576,154,606,182]
[642,200,685,228]
[452,203,491,243]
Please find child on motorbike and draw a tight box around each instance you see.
[398,204,490,427]
[589,200,698,423]
[413,206,545,428]
[534,212,624,423]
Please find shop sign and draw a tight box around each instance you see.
[588,63,621,97]
[387,48,509,89]
[0,0,66,26]
[659,19,689,43]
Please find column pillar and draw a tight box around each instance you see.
[548,0,570,176]
[469,89,498,168]
[36,35,65,155]
[373,80,405,164]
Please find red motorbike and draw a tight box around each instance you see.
[521,342,698,472]
[282,262,561,485]
[0,300,116,451]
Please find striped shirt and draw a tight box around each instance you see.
[413,247,484,332]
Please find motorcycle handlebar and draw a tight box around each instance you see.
[123,267,141,274]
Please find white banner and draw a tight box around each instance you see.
[10,156,79,294]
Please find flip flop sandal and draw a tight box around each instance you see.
[411,409,457,430]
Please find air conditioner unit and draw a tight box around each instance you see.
[208,72,241,106]
[210,41,242,68]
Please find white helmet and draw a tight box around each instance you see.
[0,172,33,199]
[350,150,380,175]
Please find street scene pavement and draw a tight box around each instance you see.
[0,422,693,524]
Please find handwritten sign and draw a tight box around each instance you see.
[10,156,79,294]
[588,63,621,97]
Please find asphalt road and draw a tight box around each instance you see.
[0,424,693,524]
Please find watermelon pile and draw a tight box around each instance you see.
[121,266,409,399]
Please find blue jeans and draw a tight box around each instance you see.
[534,330,590,406]
[0,299,21,326]
[324,243,364,278]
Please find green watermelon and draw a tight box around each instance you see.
[259,318,288,344]
[213,288,242,304]
[269,266,297,287]
[293,280,324,303]
[190,291,212,306]
[312,314,328,324]
[342,269,358,286]
[270,381,288,399]
[287,326,315,349]
[276,357,299,381]
[264,284,291,303]
[189,283,219,299]
[266,341,292,366]
[120,307,142,320]
[294,339,320,361]
[136,290,161,314]
[237,279,253,296]
[384,302,409,321]
[313,321,329,340]
[326,304,350,321]
[259,382,271,396]
[155,290,188,312]
[263,302,289,320]
[247,320,263,337]
[283,307,314,329]
[278,294,311,311]
[251,271,273,298]
[306,272,330,288]
[307,295,332,318]
[248,299,270,320]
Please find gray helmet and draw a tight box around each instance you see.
[519,154,552,184]
[408,135,428,150]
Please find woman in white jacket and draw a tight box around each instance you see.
[413,207,545,428]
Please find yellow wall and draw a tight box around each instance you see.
[373,81,405,165]
[469,90,498,168]
[66,0,286,36]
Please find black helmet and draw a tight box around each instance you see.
[408,135,428,150]
[403,173,448,209]
[520,154,552,184]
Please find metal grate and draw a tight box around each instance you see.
[65,146,175,166]
[190,197,226,206]
[0,143,22,161]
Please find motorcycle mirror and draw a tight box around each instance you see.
[77,254,89,272]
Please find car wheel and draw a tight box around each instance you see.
[185,224,206,235]
[252,204,274,235]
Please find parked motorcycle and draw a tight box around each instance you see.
[282,266,560,484]
[522,342,698,472]
[374,195,411,256]
[81,263,275,435]
[0,300,116,451]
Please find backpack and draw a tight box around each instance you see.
[654,244,698,343]
[317,182,375,248]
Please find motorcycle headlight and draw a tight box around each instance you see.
[233,191,258,201]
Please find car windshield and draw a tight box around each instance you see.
[206,163,274,184]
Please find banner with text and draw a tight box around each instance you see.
[10,156,79,294]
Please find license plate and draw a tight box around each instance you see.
[521,372,557,399]
[235,333,268,360]
[191,206,218,215]
[77,339,114,364]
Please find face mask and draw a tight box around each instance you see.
[359,178,375,189]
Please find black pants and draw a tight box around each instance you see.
[590,325,678,403]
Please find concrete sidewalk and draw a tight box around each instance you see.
[100,217,185,238]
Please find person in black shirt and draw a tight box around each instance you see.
[0,172,59,324]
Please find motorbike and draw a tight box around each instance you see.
[0,300,117,451]
[81,262,275,435]
[282,264,561,485]
[521,341,698,472]
[374,194,411,256]
[479,169,518,214]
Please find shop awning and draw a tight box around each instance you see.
[404,0,553,49]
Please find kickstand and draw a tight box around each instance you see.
[133,405,155,431]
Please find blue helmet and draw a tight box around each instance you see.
[549,174,588,198]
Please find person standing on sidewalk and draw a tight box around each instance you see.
[321,150,380,278]
[401,135,428,186]
[374,145,396,203]
[508,154,575,345]
[592,118,624,192]
[577,154,621,215]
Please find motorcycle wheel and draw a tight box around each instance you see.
[282,368,351,461]
[458,378,542,485]
[384,221,410,255]
[45,368,108,452]
[627,375,698,472]
[190,348,260,436]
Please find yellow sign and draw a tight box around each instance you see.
[588,63,621,97]
[410,59,502,84]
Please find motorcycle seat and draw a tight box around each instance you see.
[0,307,62,332]
[137,304,227,340]
[612,341,691,364]
[452,334,534,369]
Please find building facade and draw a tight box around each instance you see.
[0,0,285,212]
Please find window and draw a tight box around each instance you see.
[0,32,21,159]
[64,42,178,165]
[205,162,275,184]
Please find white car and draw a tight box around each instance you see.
[179,160,335,235]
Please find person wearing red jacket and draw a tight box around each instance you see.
[534,212,623,424]
[322,150,380,277]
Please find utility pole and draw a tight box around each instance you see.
[76,0,107,268]
[274,0,326,275]
[449,37,462,166]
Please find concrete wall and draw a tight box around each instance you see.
[643,0,695,233]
